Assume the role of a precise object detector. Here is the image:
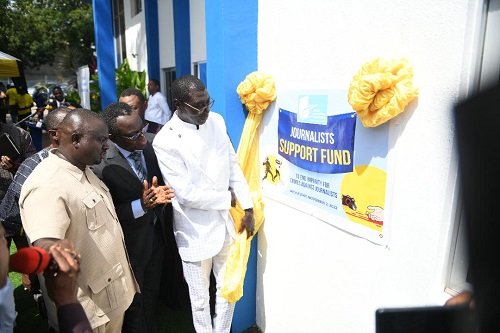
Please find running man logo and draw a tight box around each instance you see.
[262,156,282,184]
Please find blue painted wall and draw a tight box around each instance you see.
[92,0,116,110]
[173,0,191,77]
[145,0,160,80]
[206,1,258,332]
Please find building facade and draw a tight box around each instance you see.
[93,1,500,332]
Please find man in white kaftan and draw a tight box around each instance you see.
[153,75,254,333]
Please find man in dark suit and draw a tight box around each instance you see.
[91,102,175,333]
[43,86,82,120]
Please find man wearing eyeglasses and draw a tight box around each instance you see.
[91,102,175,333]
[153,75,255,333]
[145,79,171,134]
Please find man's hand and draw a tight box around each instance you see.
[141,180,157,210]
[0,224,9,288]
[150,176,175,204]
[44,239,81,308]
[0,155,21,174]
[229,187,236,207]
[1,156,14,171]
[239,209,255,239]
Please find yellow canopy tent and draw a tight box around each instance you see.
[0,51,21,77]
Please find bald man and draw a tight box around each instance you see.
[19,108,138,333]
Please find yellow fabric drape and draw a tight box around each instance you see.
[347,58,418,128]
[221,71,276,303]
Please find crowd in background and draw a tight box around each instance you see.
[0,75,255,333]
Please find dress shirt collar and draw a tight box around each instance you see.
[114,143,141,159]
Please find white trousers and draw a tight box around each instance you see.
[181,231,235,333]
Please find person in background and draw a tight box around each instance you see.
[44,86,81,119]
[0,121,36,215]
[0,223,16,332]
[153,75,255,333]
[445,290,474,309]
[92,102,174,333]
[145,79,171,133]
[44,239,93,333]
[1,232,93,333]
[0,107,70,237]
[0,82,7,124]
[0,121,36,293]
[119,87,192,313]
[15,86,34,130]
[120,87,148,122]
[5,84,18,124]
[0,107,71,303]
[19,108,138,332]
[32,86,49,115]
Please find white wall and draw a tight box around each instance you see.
[256,1,483,332]
[190,0,206,65]
[158,0,175,70]
[123,0,174,92]
[123,0,148,72]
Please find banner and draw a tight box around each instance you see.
[77,65,90,109]
[278,109,356,174]
[261,90,389,244]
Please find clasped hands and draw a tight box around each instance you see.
[142,176,175,210]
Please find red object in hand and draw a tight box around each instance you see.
[9,246,51,274]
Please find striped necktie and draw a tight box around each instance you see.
[129,151,146,182]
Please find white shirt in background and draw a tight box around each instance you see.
[145,92,171,125]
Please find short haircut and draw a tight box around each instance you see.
[45,107,71,130]
[150,79,161,88]
[120,87,146,103]
[61,108,104,133]
[102,102,134,135]
[52,86,63,93]
[171,75,205,103]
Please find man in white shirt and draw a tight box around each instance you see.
[153,75,254,333]
[145,79,171,133]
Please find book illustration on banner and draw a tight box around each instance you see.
[340,165,386,231]
[0,133,21,160]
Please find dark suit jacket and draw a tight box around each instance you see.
[46,99,82,111]
[91,136,172,287]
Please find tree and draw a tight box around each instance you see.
[1,0,95,74]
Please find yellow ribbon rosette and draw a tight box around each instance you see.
[221,71,276,303]
[347,58,418,127]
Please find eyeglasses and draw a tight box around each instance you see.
[181,98,215,114]
[117,125,148,141]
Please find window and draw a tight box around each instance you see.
[447,0,500,295]
[112,0,127,65]
[163,67,176,111]
[193,61,207,87]
[131,0,142,17]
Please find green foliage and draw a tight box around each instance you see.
[115,59,147,98]
[90,72,101,112]
[89,59,145,112]
[65,88,81,106]
[1,0,95,73]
